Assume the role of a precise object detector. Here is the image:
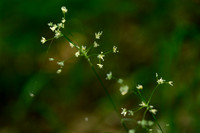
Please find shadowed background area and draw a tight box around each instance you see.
[1,0,200,132]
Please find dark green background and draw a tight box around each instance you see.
[1,0,200,132]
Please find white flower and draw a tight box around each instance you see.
[61,6,68,13]
[81,45,86,51]
[118,78,123,84]
[50,24,57,31]
[157,77,165,84]
[149,109,157,115]
[49,58,54,61]
[62,17,66,23]
[95,31,103,39]
[120,85,129,95]
[149,129,153,132]
[168,81,173,86]
[106,72,112,80]
[97,64,103,69]
[121,108,127,116]
[48,22,53,26]
[69,42,74,48]
[93,41,99,47]
[97,52,105,61]
[129,129,135,133]
[149,105,154,109]
[136,84,143,90]
[75,51,80,57]
[139,101,147,107]
[57,61,64,67]
[113,46,119,53]
[58,23,64,28]
[56,69,62,74]
[54,30,63,38]
[41,37,46,44]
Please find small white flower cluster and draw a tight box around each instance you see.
[97,52,105,61]
[149,108,157,115]
[121,108,134,116]
[48,57,65,74]
[139,101,147,107]
[41,6,67,44]
[56,60,65,74]
[156,73,173,86]
[95,31,103,39]
[113,45,119,53]
[106,72,112,80]
[136,84,143,90]
[117,78,129,95]
[120,85,129,95]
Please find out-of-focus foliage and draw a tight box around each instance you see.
[1,0,200,132]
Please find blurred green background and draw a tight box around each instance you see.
[1,0,200,132]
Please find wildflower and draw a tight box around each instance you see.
[157,77,165,84]
[69,42,74,48]
[106,72,112,80]
[149,105,154,109]
[41,37,46,44]
[93,41,99,47]
[56,69,62,74]
[50,24,57,31]
[97,64,103,69]
[136,84,143,90]
[113,46,119,53]
[58,23,64,28]
[129,129,135,133]
[149,109,157,115]
[95,31,103,39]
[128,110,134,116]
[75,51,80,57]
[57,61,64,67]
[49,58,54,61]
[149,129,153,132]
[118,78,123,84]
[168,81,173,86]
[121,108,127,116]
[61,6,68,13]
[61,17,66,23]
[120,85,129,95]
[48,22,53,26]
[82,45,86,51]
[54,30,63,38]
[139,101,147,107]
[97,52,105,61]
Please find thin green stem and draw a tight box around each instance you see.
[151,114,163,133]
[147,84,159,105]
[142,108,148,120]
